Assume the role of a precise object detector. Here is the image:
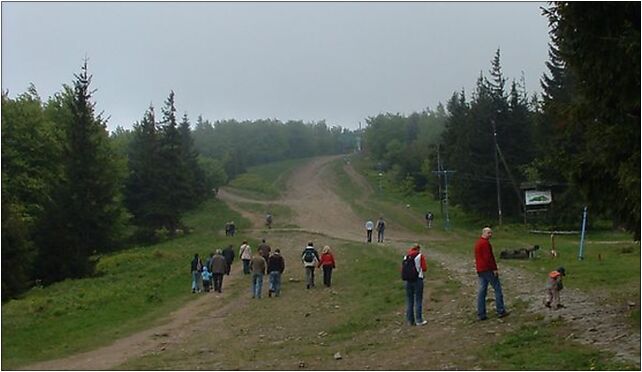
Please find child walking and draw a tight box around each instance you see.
[545,266,566,309]
[201,266,212,292]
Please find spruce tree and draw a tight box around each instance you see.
[157,91,187,234]
[37,62,126,283]
[178,113,207,209]
[125,106,165,242]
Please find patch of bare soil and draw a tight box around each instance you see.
[25,155,640,369]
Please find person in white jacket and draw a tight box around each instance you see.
[239,241,252,275]
[365,220,374,243]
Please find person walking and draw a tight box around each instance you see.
[222,244,235,275]
[301,242,320,289]
[376,216,386,242]
[250,251,267,299]
[210,249,227,293]
[401,244,428,326]
[425,212,434,229]
[258,239,272,264]
[474,227,508,320]
[267,249,285,297]
[318,245,336,287]
[365,219,374,243]
[191,253,203,293]
[229,221,236,236]
[544,266,566,309]
[239,241,252,275]
[205,252,215,273]
[201,266,212,292]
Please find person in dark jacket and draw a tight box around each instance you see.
[301,242,320,289]
[222,244,235,275]
[474,227,508,320]
[191,254,203,293]
[258,239,271,264]
[267,249,285,297]
[210,249,227,293]
[376,216,386,242]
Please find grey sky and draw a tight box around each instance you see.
[2,2,551,131]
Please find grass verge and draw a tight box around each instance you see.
[1,198,251,369]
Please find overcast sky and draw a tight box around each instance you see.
[2,2,551,131]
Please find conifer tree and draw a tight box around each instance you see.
[125,105,165,241]
[157,91,188,234]
[36,62,126,283]
[178,113,207,209]
[538,3,639,237]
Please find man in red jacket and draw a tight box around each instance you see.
[474,227,508,320]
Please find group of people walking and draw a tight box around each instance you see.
[365,216,386,243]
[224,221,236,237]
[301,242,336,289]
[190,245,235,293]
[402,226,566,326]
[195,223,565,326]
[191,239,337,299]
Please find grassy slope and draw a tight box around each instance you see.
[1,199,254,369]
[2,157,307,368]
[348,155,640,302]
[332,154,639,369]
[3,156,637,370]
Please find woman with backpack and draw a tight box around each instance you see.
[401,244,427,326]
[318,246,336,287]
[301,242,320,289]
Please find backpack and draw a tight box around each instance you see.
[303,249,315,263]
[401,255,419,282]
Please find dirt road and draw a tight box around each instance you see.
[24,155,640,369]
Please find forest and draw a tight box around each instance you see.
[2,3,639,300]
[363,3,640,237]
[1,65,355,299]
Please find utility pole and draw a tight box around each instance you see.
[437,144,443,215]
[495,142,526,223]
[578,206,588,260]
[492,118,503,226]
[433,169,456,230]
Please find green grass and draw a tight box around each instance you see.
[118,240,410,369]
[4,155,639,370]
[228,158,309,200]
[342,154,640,310]
[1,198,253,369]
[479,323,636,370]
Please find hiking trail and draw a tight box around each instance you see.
[24,155,640,370]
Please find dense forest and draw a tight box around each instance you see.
[363,3,640,237]
[1,64,355,299]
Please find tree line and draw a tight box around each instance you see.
[2,63,356,300]
[363,2,639,238]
